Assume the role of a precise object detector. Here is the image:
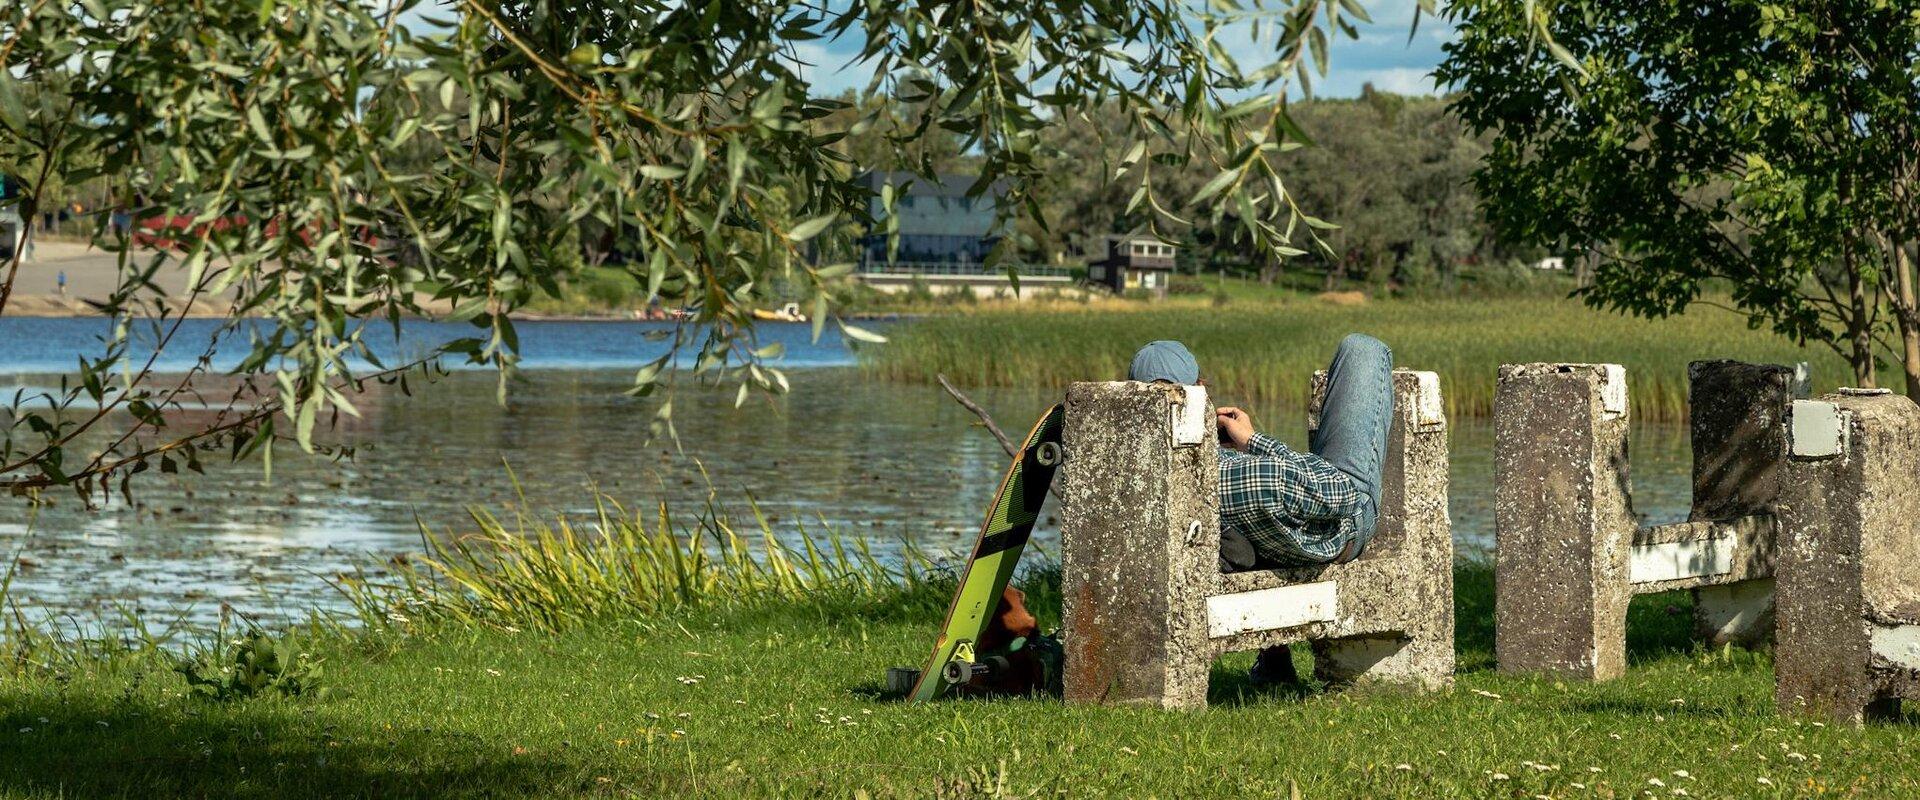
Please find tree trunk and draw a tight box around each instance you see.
[1895,244,1920,403]
[1847,253,1878,389]
[1258,252,1280,286]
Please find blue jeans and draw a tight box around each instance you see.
[1311,333,1395,557]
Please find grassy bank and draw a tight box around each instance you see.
[864,296,1862,422]
[6,567,1919,796]
[6,499,1920,796]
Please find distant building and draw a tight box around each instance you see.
[852,171,1071,297]
[0,174,23,261]
[1088,234,1178,298]
[1532,256,1567,271]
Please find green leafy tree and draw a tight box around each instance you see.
[0,0,1454,496]
[1441,0,1920,395]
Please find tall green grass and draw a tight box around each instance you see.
[337,495,958,635]
[865,296,1861,422]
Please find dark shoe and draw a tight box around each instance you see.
[1249,645,1299,687]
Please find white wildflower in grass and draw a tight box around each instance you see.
[1119,747,1139,756]
[95,721,108,728]
[485,668,502,677]
[675,712,691,719]
[733,700,747,705]
[1572,783,1587,790]
[1756,777,1773,786]
[1589,767,1603,773]
[1609,733,1622,740]
[1673,770,1691,779]
[1648,777,1666,787]
[1673,789,1690,797]
[1786,752,1807,761]
[17,728,30,734]
[1471,689,1503,699]
[1811,721,1826,728]
[1395,764,1412,772]
[1490,773,1510,781]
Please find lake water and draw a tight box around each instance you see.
[0,318,1695,630]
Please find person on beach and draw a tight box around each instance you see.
[1126,335,1394,685]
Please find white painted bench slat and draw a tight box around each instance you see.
[1628,534,1736,584]
[1205,581,1338,639]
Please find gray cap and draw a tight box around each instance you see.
[1128,340,1199,384]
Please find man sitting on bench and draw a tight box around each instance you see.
[1127,335,1395,685]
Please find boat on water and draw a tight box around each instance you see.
[752,302,808,323]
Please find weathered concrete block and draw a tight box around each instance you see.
[1777,390,1920,725]
[1689,360,1795,520]
[1494,363,1636,680]
[1689,361,1795,645]
[1058,381,1216,710]
[1061,371,1452,710]
[1494,361,1793,680]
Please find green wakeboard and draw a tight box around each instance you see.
[903,403,1064,702]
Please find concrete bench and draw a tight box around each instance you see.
[1777,389,1920,725]
[1493,361,1799,680]
[1058,371,1453,710]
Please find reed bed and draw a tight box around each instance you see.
[864,296,1860,422]
[337,495,954,635]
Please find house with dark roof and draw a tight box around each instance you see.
[1088,233,1178,298]
[852,171,1071,295]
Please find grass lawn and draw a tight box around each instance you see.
[5,565,1918,798]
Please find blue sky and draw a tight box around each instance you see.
[402,0,1454,99]
[783,0,1455,99]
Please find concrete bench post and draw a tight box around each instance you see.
[1060,371,1452,710]
[1494,361,1794,680]
[1493,363,1637,680]
[1777,390,1920,725]
[1686,360,1796,646]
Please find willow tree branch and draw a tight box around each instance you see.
[937,373,1016,459]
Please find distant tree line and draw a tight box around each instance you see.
[827,86,1548,293]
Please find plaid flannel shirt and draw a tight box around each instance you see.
[1218,432,1364,565]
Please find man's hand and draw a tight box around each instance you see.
[1216,406,1255,452]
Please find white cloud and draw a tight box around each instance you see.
[1342,66,1440,95]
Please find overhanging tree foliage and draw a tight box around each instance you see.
[1440,0,1920,395]
[4,0,1503,497]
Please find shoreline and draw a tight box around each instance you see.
[1,294,916,322]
